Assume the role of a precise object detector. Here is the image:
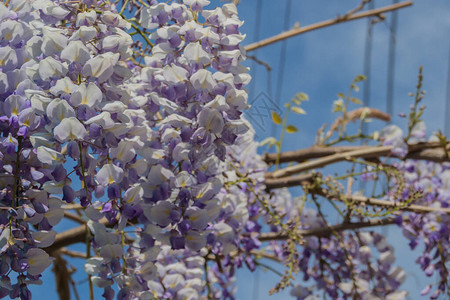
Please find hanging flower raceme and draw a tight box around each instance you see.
[0,0,252,298]
[0,0,140,296]
[394,157,450,298]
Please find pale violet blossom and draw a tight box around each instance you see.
[26,248,54,276]
[96,164,124,186]
[60,40,91,64]
[83,52,120,83]
[53,117,87,142]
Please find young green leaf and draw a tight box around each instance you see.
[291,106,306,114]
[350,97,362,104]
[292,92,309,104]
[271,111,282,124]
[286,125,298,133]
[354,75,367,82]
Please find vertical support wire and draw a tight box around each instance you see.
[445,41,450,137]
[386,0,399,119]
[271,0,293,138]
[382,0,399,239]
[362,1,375,135]
[252,265,260,300]
[248,0,263,98]
[360,1,375,192]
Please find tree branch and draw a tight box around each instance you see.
[244,1,413,52]
[264,173,316,190]
[329,193,450,214]
[46,189,448,255]
[265,142,449,178]
[45,141,449,254]
[264,145,363,164]
[64,212,86,224]
[45,217,135,255]
[324,107,391,141]
[258,217,397,241]
[44,218,111,254]
[268,145,393,178]
[265,173,450,214]
[52,252,71,300]
[62,204,84,210]
[264,141,448,165]
[60,248,88,259]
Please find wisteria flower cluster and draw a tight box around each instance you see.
[381,125,450,299]
[0,0,448,300]
[0,0,253,298]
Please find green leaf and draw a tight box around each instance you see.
[271,111,282,124]
[337,92,345,98]
[350,97,362,104]
[286,125,298,133]
[291,106,306,114]
[354,75,367,82]
[292,92,309,104]
[260,137,278,148]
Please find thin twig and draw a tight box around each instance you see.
[60,248,88,259]
[340,0,373,19]
[244,1,412,52]
[119,0,129,15]
[246,54,272,71]
[250,250,282,263]
[324,107,391,141]
[254,261,284,277]
[64,212,86,224]
[129,23,153,49]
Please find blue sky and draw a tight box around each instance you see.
[30,0,450,299]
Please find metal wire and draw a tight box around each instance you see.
[271,0,292,138]
[362,0,375,136]
[445,41,450,137]
[386,0,399,119]
[248,0,263,98]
